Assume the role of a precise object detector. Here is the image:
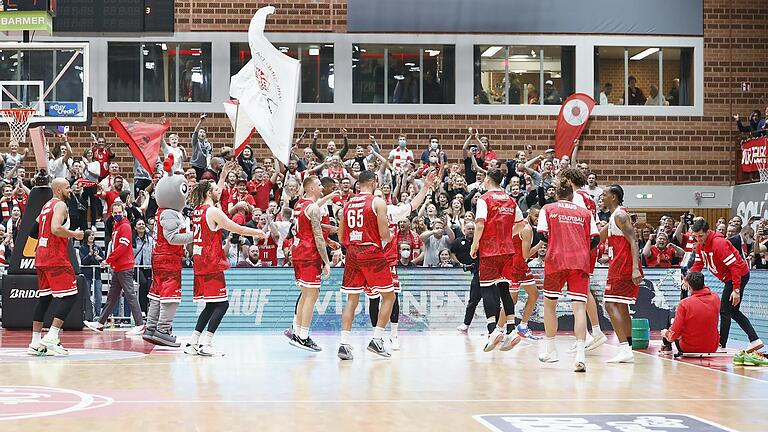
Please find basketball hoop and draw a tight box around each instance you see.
[0,108,37,143]
[757,154,768,184]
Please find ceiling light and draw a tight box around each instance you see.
[630,48,659,60]
[481,46,503,57]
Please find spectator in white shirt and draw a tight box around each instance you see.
[528,244,546,268]
[388,134,414,173]
[599,83,613,105]
[47,140,73,179]
[583,173,603,202]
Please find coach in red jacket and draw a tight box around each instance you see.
[85,202,145,334]
[690,218,763,353]
[661,271,720,354]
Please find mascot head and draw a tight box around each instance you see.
[155,154,188,211]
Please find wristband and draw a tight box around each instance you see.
[734,288,741,295]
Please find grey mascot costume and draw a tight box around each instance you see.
[143,155,192,347]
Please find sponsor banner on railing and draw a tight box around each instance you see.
[741,137,768,172]
[171,268,768,343]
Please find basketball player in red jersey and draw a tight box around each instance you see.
[537,181,600,373]
[185,179,265,356]
[470,168,525,352]
[338,170,393,359]
[560,168,607,351]
[599,185,643,363]
[290,175,331,352]
[369,170,437,350]
[28,178,84,356]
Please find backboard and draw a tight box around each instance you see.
[0,42,90,126]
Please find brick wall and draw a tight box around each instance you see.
[3,0,766,188]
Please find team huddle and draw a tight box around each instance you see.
[24,163,665,371]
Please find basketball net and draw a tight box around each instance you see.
[0,108,36,144]
[757,153,768,184]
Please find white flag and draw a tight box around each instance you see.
[230,6,300,165]
[223,100,256,157]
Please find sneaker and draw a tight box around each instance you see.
[585,333,607,352]
[151,330,181,348]
[659,344,673,355]
[337,343,354,360]
[733,351,746,366]
[574,361,587,373]
[456,323,469,333]
[606,350,635,364]
[40,336,68,356]
[283,327,294,340]
[84,321,104,332]
[367,338,391,358]
[390,337,400,351]
[302,337,322,352]
[27,343,49,356]
[746,339,765,354]
[516,325,540,341]
[183,343,200,356]
[499,333,522,352]
[142,329,156,342]
[538,348,559,363]
[569,332,595,353]
[483,328,505,352]
[743,352,768,366]
[198,344,225,357]
[126,325,146,336]
[289,334,322,352]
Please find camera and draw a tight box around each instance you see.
[630,214,638,224]
[683,212,694,226]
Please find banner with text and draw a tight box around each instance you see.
[741,137,768,172]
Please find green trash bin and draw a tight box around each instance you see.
[631,318,650,350]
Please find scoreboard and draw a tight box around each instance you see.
[49,0,174,33]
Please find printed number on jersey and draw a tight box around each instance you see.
[192,223,203,256]
[346,209,364,229]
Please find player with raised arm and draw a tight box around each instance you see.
[290,175,332,352]
[537,181,600,373]
[470,168,526,352]
[28,178,84,356]
[338,170,393,360]
[184,179,266,357]
[599,185,644,363]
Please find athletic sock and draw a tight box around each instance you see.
[390,323,399,338]
[626,336,633,347]
[373,327,384,339]
[31,331,41,345]
[575,340,586,363]
[341,330,351,345]
[545,336,556,352]
[519,322,528,329]
[190,331,201,346]
[202,331,215,345]
[505,318,515,334]
[592,325,603,336]
[299,326,309,339]
[292,315,299,330]
[47,326,61,339]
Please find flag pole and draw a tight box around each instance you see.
[233,100,240,153]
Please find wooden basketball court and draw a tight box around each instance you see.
[0,329,765,431]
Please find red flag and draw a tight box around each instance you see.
[109,118,170,174]
[555,93,596,158]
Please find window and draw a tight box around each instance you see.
[594,46,694,106]
[474,45,575,105]
[353,44,454,104]
[108,42,212,103]
[231,43,334,103]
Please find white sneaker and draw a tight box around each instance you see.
[40,336,69,356]
[499,333,522,351]
[747,339,764,353]
[390,337,400,351]
[126,325,146,336]
[27,343,50,356]
[569,332,595,353]
[183,343,200,355]
[585,333,607,352]
[83,321,104,332]
[483,328,505,352]
[456,323,468,332]
[574,361,586,373]
[606,349,635,364]
[198,344,225,357]
[538,348,559,363]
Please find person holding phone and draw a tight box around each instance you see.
[191,114,213,180]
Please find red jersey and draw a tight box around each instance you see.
[690,231,750,291]
[153,208,185,271]
[607,206,642,282]
[35,198,70,268]
[396,229,422,252]
[248,180,273,211]
[258,235,278,266]
[384,203,414,264]
[192,204,229,275]
[342,193,384,250]
[510,221,532,269]
[102,190,120,217]
[646,245,676,268]
[537,200,598,273]
[573,190,597,219]
[332,191,352,207]
[92,147,112,178]
[476,189,524,257]
[292,197,321,262]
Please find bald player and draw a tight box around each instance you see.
[28,178,84,356]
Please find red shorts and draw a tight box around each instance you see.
[543,270,589,302]
[148,269,182,303]
[294,259,322,289]
[605,279,639,304]
[37,266,78,298]
[341,248,393,298]
[479,254,515,287]
[588,248,598,274]
[193,273,228,303]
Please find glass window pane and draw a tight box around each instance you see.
[230,42,249,78]
[663,47,693,106]
[422,46,454,104]
[508,46,541,105]
[474,45,505,104]
[352,44,384,103]
[54,49,85,106]
[628,47,660,106]
[178,43,212,103]
[300,44,334,103]
[142,43,175,102]
[388,46,420,104]
[108,43,140,102]
[542,46,565,105]
[595,46,623,105]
